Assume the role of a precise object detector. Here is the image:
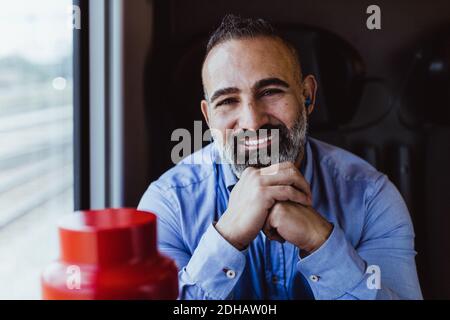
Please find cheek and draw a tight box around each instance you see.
[265,96,301,127]
[209,115,235,145]
[210,107,236,126]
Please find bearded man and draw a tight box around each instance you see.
[138,14,422,300]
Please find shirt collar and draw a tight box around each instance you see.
[222,162,239,191]
[210,143,239,191]
[302,137,313,187]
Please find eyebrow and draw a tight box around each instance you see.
[209,77,290,104]
[210,87,240,104]
[253,77,290,91]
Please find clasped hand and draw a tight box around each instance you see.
[215,162,332,254]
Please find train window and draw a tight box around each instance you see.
[0,0,73,299]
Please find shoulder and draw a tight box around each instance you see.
[309,137,382,184]
[308,138,413,240]
[308,137,394,209]
[147,143,217,193]
[309,138,411,228]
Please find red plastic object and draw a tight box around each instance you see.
[41,208,178,300]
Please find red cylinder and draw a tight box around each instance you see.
[41,208,178,299]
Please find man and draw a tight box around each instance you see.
[138,15,422,300]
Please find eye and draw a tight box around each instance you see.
[260,88,283,97]
[216,97,238,107]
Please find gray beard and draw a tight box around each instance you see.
[216,108,308,178]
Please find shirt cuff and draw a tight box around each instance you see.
[296,223,367,299]
[185,223,247,299]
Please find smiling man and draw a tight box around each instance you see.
[138,14,422,300]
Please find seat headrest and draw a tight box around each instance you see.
[276,25,365,129]
[401,28,450,127]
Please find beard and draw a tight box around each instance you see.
[214,107,308,177]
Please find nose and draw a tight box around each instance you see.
[237,100,269,131]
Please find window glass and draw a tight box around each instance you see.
[0,0,73,299]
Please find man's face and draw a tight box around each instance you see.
[201,37,316,176]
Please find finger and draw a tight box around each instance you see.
[262,216,272,235]
[269,229,286,243]
[259,162,295,178]
[262,218,285,243]
[259,161,292,175]
[259,163,312,198]
[266,185,312,206]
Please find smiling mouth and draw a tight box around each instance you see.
[242,135,273,150]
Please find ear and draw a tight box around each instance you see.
[302,75,318,115]
[201,99,210,127]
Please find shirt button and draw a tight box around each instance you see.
[309,275,320,282]
[225,269,236,279]
[272,275,278,284]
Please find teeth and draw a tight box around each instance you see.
[244,136,271,146]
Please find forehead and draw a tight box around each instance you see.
[202,37,296,92]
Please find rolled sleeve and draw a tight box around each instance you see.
[185,223,247,299]
[296,224,367,299]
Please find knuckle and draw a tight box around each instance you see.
[255,185,264,195]
[251,169,262,181]
[242,167,253,177]
[272,202,283,212]
[288,167,296,176]
[293,168,302,178]
[266,196,276,208]
[284,185,296,196]
[286,161,296,169]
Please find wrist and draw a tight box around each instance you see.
[214,220,247,251]
[302,221,333,255]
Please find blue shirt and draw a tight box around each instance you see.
[138,137,423,300]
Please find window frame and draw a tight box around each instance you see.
[73,0,91,210]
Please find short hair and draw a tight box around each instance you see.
[203,14,302,96]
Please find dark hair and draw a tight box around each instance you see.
[204,14,302,80]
